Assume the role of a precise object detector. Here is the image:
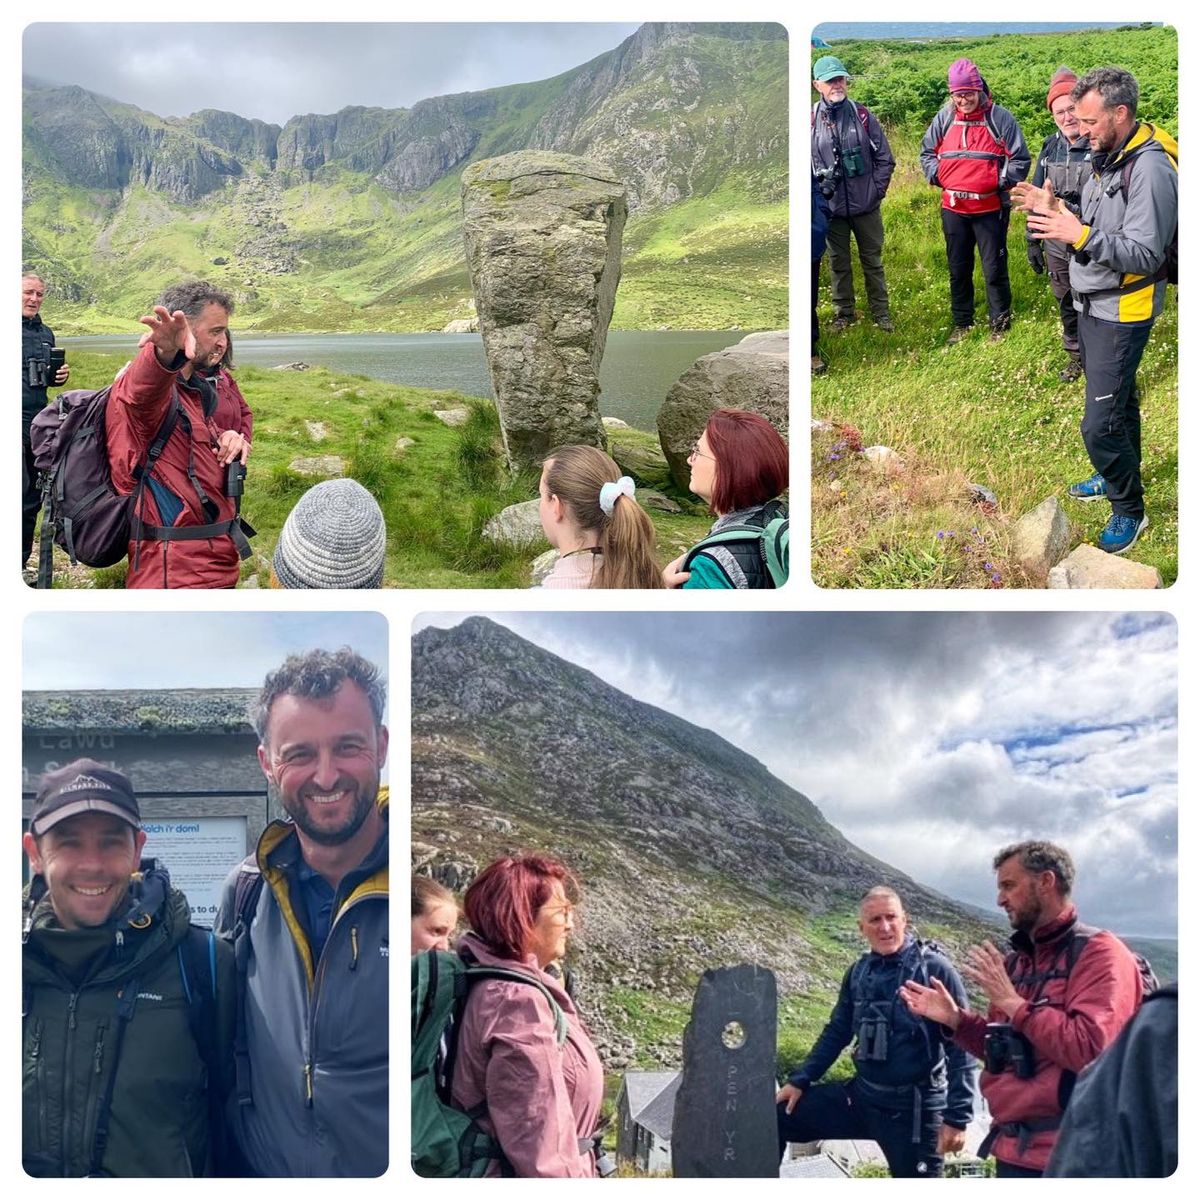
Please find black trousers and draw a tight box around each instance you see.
[1077,311,1154,519]
[777,1079,944,1178]
[1045,248,1080,353]
[941,206,1012,327]
[22,417,41,567]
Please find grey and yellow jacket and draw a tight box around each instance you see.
[1069,122,1178,324]
[213,795,388,1177]
[22,864,236,1177]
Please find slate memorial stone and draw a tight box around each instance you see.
[672,964,779,1177]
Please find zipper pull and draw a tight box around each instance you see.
[303,1062,314,1107]
[93,1028,105,1075]
[68,993,78,1032]
[349,925,359,971]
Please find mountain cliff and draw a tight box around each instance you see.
[412,618,1000,1070]
[22,23,787,333]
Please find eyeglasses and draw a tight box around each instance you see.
[950,91,979,100]
[541,902,574,922]
[688,441,714,462]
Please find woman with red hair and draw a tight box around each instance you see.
[665,407,789,588]
[451,854,604,1177]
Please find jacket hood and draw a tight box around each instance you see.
[457,930,580,1016]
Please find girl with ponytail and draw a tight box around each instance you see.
[537,445,664,589]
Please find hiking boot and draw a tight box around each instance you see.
[947,325,973,346]
[1097,512,1148,555]
[811,355,827,375]
[1067,472,1107,502]
[1059,357,1083,383]
[874,316,895,332]
[830,315,857,333]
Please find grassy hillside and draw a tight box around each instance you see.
[34,352,712,589]
[23,30,787,334]
[812,26,1177,588]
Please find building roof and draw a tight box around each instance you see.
[637,1073,682,1141]
[620,1071,678,1119]
[23,689,259,735]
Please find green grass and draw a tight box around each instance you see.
[36,351,711,589]
[812,26,1178,589]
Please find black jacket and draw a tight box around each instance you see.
[22,313,57,423]
[789,935,975,1128]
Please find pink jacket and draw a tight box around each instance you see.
[451,933,604,1178]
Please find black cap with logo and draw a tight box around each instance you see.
[30,760,141,837]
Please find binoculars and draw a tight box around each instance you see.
[984,1022,1037,1078]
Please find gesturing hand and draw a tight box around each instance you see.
[962,941,1023,1018]
[899,977,960,1030]
[138,306,195,366]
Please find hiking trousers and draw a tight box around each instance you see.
[827,207,890,322]
[811,258,822,353]
[777,1079,945,1178]
[941,206,1011,327]
[1077,310,1154,521]
[1046,248,1080,353]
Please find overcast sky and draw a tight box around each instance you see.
[415,612,1177,938]
[24,611,388,701]
[22,23,641,126]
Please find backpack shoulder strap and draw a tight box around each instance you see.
[89,971,141,1175]
[230,857,264,1109]
[179,924,230,1174]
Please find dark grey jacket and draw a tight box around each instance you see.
[214,810,388,1177]
[1069,123,1177,323]
[811,99,895,218]
[1028,130,1093,256]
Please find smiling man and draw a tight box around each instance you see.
[775,887,974,1177]
[107,280,253,588]
[22,759,235,1176]
[215,648,389,1177]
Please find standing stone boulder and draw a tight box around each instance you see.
[1047,545,1163,589]
[461,151,626,472]
[657,332,788,490]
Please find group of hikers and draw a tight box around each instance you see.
[412,840,1176,1178]
[812,56,1178,556]
[21,276,789,590]
[22,648,389,1177]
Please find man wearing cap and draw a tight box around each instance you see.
[215,648,389,1176]
[811,55,896,332]
[22,759,235,1177]
[1025,69,1093,383]
[920,59,1030,343]
[1017,66,1177,556]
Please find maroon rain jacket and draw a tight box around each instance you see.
[954,905,1143,1172]
[106,343,240,589]
[451,932,604,1177]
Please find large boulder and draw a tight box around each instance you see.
[481,499,545,548]
[461,150,626,472]
[657,331,788,490]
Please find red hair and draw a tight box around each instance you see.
[705,408,788,515]
[464,854,578,960]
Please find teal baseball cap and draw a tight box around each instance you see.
[813,55,849,82]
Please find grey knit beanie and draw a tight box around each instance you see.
[273,479,386,589]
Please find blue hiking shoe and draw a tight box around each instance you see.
[1067,472,1107,501]
[1097,513,1148,555]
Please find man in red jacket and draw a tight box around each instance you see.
[107,281,251,588]
[899,840,1142,1177]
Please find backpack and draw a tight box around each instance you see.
[411,949,567,1178]
[29,384,254,589]
[29,387,180,582]
[683,509,789,588]
[1116,125,1178,286]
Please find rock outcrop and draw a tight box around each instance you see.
[1012,497,1070,585]
[461,150,626,471]
[1047,545,1163,589]
[657,331,788,490]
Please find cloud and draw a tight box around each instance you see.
[418,612,1177,937]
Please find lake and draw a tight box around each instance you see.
[60,329,753,432]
